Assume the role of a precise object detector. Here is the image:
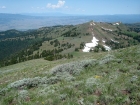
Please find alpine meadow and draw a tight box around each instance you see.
[0,0,140,105]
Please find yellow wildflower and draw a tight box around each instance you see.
[94,75,101,79]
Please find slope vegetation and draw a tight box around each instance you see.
[0,21,140,67]
[0,44,140,105]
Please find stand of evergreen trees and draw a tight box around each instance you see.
[0,39,74,67]
[0,48,73,67]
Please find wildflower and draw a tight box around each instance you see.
[94,75,101,79]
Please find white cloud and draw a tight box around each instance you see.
[0,6,6,9]
[31,6,45,10]
[76,8,86,12]
[47,0,65,9]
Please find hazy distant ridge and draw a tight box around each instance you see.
[0,13,140,31]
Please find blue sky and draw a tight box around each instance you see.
[0,0,140,15]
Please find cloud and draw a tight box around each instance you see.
[0,6,6,9]
[31,6,45,10]
[76,8,86,12]
[47,0,65,9]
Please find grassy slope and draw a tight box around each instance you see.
[1,21,139,67]
[0,44,140,105]
[36,21,139,56]
[36,23,94,55]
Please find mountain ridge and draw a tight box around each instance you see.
[0,13,140,31]
[0,21,140,67]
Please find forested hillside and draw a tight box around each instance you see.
[0,21,140,67]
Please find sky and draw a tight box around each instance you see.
[0,0,140,15]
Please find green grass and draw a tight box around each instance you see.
[1,21,139,68]
[0,45,140,105]
[0,22,140,105]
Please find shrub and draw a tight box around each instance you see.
[130,75,138,82]
[0,88,8,96]
[38,85,57,96]
[59,94,67,101]
[85,77,100,94]
[75,48,79,52]
[94,47,99,52]
[7,77,42,89]
[49,59,97,76]
[45,55,54,61]
[86,77,97,87]
[99,54,115,64]
[18,90,29,101]
[47,76,60,84]
[56,71,75,81]
[7,76,61,89]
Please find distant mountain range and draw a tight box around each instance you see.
[0,13,140,31]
